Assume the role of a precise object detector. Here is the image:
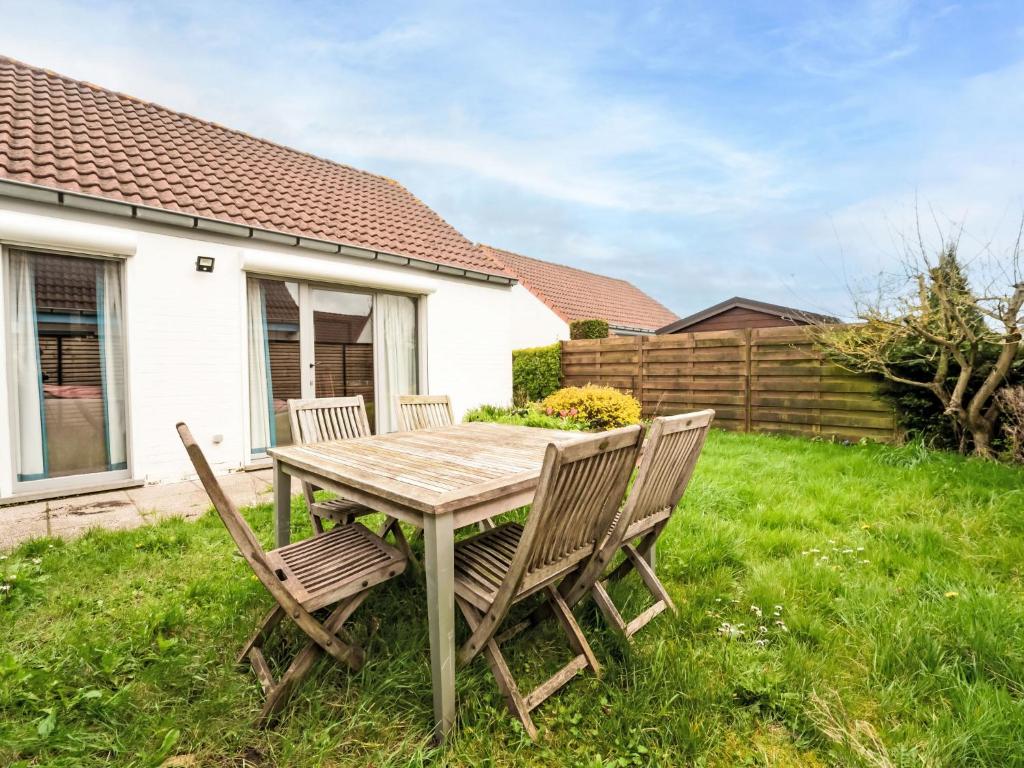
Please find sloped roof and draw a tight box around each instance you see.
[0,56,508,276]
[656,296,838,334]
[481,245,678,332]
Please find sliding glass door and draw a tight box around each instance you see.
[5,249,129,488]
[246,277,418,456]
[312,287,374,421]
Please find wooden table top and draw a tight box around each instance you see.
[268,422,580,515]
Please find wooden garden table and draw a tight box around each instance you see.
[268,422,579,742]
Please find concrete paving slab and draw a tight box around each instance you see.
[0,500,48,549]
[129,481,211,522]
[46,490,146,539]
[0,469,302,551]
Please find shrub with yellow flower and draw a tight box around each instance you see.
[541,385,642,430]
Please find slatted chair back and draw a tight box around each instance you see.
[288,395,372,445]
[456,425,643,671]
[561,409,714,609]
[287,396,374,533]
[510,426,643,596]
[396,394,455,431]
[619,409,714,535]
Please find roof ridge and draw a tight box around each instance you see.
[0,54,398,186]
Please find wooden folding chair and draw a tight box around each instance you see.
[176,422,407,727]
[453,425,644,738]
[288,396,413,560]
[396,394,455,431]
[564,409,714,639]
[287,396,377,534]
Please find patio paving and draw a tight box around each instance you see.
[0,470,300,551]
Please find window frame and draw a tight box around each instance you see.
[2,244,134,495]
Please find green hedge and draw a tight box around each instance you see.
[463,403,585,431]
[512,342,561,404]
[569,318,609,339]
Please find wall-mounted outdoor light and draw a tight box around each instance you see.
[195,256,215,273]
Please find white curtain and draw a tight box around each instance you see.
[375,294,418,433]
[247,280,274,455]
[96,260,127,471]
[6,250,47,480]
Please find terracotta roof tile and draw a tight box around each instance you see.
[481,245,678,332]
[0,56,507,276]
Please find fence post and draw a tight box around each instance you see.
[635,335,644,414]
[559,340,566,387]
[744,328,753,433]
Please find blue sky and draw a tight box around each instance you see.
[2,0,1022,318]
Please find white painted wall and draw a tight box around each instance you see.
[509,283,569,350]
[0,198,513,496]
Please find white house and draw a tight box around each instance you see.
[0,56,516,503]
[479,245,678,349]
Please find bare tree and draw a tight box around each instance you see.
[820,217,1024,458]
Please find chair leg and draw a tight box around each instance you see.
[250,592,370,728]
[309,511,325,536]
[237,604,285,667]
[608,527,661,581]
[590,580,628,635]
[592,543,675,640]
[457,597,537,739]
[623,544,675,613]
[545,586,601,677]
[458,588,602,740]
[379,516,419,569]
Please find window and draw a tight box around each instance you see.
[5,249,129,485]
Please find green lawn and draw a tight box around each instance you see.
[1,431,1023,767]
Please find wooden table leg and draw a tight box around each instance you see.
[273,458,291,548]
[423,513,457,743]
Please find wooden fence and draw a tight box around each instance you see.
[561,326,897,442]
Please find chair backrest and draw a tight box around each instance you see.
[288,395,372,445]
[505,425,643,598]
[560,410,714,609]
[176,422,267,564]
[396,394,454,431]
[177,422,309,622]
[616,409,714,537]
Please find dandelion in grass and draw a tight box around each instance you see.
[717,622,745,640]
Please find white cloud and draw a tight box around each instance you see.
[1,0,1022,320]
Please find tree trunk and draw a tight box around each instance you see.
[966,416,996,459]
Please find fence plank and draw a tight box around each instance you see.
[559,326,896,442]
